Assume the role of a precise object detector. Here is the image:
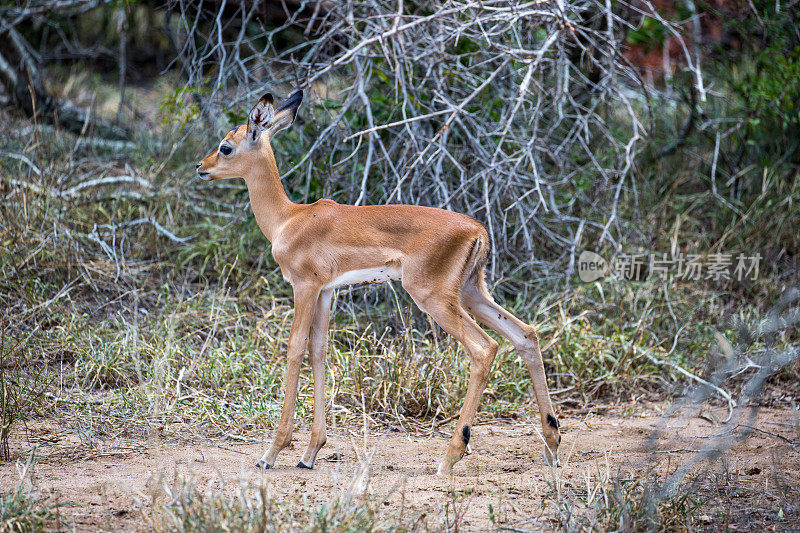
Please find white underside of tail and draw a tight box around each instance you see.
[323,266,402,290]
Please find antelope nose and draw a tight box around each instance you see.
[196,163,202,169]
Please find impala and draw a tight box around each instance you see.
[196,90,561,474]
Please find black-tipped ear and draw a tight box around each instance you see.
[276,90,303,112]
[268,90,304,138]
[246,94,275,143]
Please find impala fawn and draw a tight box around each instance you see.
[196,90,561,474]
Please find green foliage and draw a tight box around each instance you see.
[732,45,800,159]
[161,88,206,132]
[626,16,667,53]
[707,0,800,163]
[223,108,248,127]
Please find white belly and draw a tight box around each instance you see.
[323,266,402,290]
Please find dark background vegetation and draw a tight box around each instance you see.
[0,0,798,530]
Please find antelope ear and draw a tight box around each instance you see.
[268,90,303,137]
[246,93,275,143]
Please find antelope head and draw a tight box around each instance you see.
[196,90,303,181]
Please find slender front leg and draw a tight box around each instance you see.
[298,289,333,468]
[257,283,320,469]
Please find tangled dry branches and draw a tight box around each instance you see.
[167,0,701,291]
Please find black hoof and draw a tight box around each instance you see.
[297,461,313,469]
[256,461,271,469]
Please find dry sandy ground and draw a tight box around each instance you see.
[2,402,799,531]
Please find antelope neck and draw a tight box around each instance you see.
[242,147,295,242]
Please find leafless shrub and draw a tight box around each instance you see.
[165,0,702,291]
[618,286,799,527]
[652,288,800,492]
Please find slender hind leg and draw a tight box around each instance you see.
[298,289,333,468]
[403,279,499,475]
[462,277,561,466]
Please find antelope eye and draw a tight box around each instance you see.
[219,144,233,156]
